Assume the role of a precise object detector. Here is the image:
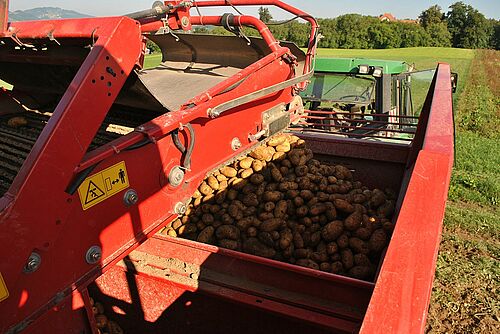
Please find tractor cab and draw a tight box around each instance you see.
[299,58,419,139]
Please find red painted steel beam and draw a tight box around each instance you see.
[360,64,454,334]
[0,16,144,332]
[0,0,7,32]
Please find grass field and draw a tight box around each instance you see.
[143,47,498,331]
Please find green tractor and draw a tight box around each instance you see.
[299,58,433,139]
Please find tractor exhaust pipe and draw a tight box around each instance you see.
[0,0,8,32]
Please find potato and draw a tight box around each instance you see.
[267,134,287,147]
[240,168,253,179]
[279,181,298,192]
[226,189,238,201]
[354,227,372,240]
[349,237,370,255]
[250,173,264,185]
[309,203,327,216]
[271,167,283,182]
[279,229,293,250]
[326,242,339,255]
[219,239,240,251]
[207,176,220,191]
[296,259,319,270]
[199,182,213,196]
[258,232,275,247]
[7,116,28,128]
[369,229,388,252]
[336,234,349,249]
[201,213,214,224]
[341,249,354,270]
[321,221,344,241]
[296,205,309,217]
[276,142,291,153]
[273,152,287,161]
[383,220,396,233]
[344,211,362,231]
[294,248,312,259]
[220,166,238,178]
[293,232,305,249]
[178,224,197,236]
[243,238,276,258]
[311,251,328,263]
[320,262,331,272]
[260,218,284,232]
[247,226,258,237]
[197,226,215,243]
[216,225,240,240]
[172,219,183,230]
[239,157,254,169]
[354,254,371,267]
[216,174,228,182]
[249,146,269,160]
[252,159,264,172]
[263,191,282,202]
[370,189,387,208]
[274,200,288,218]
[377,200,395,218]
[236,217,260,231]
[293,196,305,207]
[334,165,353,180]
[333,199,355,213]
[330,261,343,274]
[348,266,372,280]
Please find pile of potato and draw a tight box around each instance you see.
[90,298,123,334]
[161,134,396,281]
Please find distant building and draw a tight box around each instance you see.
[379,13,419,24]
[379,13,396,22]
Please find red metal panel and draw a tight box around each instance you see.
[0,0,7,32]
[360,64,454,334]
[0,7,307,331]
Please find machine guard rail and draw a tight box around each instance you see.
[360,63,454,334]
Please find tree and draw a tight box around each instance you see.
[491,20,500,50]
[446,2,492,48]
[419,5,445,28]
[426,22,452,47]
[446,2,470,47]
[258,7,272,23]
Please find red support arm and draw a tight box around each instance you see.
[0,0,8,32]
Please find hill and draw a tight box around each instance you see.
[8,7,91,22]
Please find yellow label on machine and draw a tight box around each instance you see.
[78,161,130,210]
[0,272,8,303]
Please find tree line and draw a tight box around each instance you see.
[192,2,499,50]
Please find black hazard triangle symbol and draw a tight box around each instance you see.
[85,180,105,205]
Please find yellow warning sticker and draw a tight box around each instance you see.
[0,272,8,303]
[78,161,130,210]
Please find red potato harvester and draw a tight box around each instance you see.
[0,1,454,333]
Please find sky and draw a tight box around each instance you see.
[8,0,500,20]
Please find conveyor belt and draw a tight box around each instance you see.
[0,107,154,197]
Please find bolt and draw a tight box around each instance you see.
[123,189,139,206]
[168,166,185,187]
[174,202,187,215]
[231,137,242,151]
[181,16,190,28]
[85,246,102,265]
[23,252,41,274]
